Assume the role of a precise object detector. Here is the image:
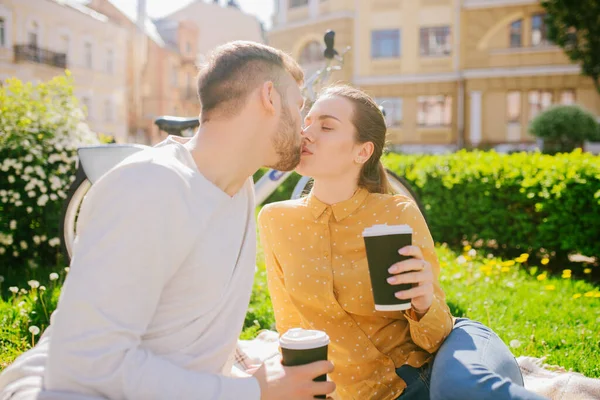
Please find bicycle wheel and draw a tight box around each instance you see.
[59,164,91,264]
[290,170,426,219]
[384,169,427,219]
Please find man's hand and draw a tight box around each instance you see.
[253,355,335,400]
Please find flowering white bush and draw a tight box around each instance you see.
[0,72,100,271]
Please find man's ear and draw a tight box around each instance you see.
[355,142,375,164]
[260,81,277,115]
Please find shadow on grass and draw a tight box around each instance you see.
[446,300,468,318]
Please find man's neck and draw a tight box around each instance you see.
[311,174,360,205]
[185,123,261,198]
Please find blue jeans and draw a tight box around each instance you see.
[396,318,548,400]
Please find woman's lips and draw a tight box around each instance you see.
[302,146,313,155]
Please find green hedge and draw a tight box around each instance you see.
[383,150,600,264]
[254,151,600,268]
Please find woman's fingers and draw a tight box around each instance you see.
[389,257,429,275]
[395,283,433,300]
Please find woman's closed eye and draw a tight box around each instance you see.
[322,125,333,131]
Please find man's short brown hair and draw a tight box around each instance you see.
[196,41,304,123]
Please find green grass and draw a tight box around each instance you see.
[1,244,598,377]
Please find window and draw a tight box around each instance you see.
[375,97,403,127]
[185,73,192,97]
[28,22,39,48]
[106,49,113,73]
[371,29,401,59]
[0,18,5,47]
[299,41,324,65]
[289,0,308,8]
[420,26,451,56]
[510,19,522,48]
[531,14,548,47]
[417,96,452,127]
[560,89,576,105]
[171,66,178,86]
[507,91,521,123]
[84,42,93,69]
[528,90,552,120]
[105,99,113,122]
[59,34,69,57]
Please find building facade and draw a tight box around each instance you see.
[269,0,600,152]
[0,0,129,142]
[86,0,264,144]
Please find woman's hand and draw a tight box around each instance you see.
[387,245,434,315]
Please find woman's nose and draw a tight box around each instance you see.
[301,126,315,142]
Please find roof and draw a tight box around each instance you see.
[52,0,109,23]
[76,0,166,47]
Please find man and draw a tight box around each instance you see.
[0,41,335,400]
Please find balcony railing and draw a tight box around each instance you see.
[14,45,67,69]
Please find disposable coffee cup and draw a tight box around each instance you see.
[362,224,413,311]
[280,328,330,399]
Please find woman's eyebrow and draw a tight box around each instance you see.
[318,114,341,122]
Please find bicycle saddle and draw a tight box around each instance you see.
[77,144,149,184]
[154,116,200,135]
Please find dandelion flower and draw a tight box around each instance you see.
[572,293,582,299]
[510,340,521,348]
[503,260,516,267]
[583,268,592,274]
[456,255,467,265]
[537,273,547,281]
[584,291,595,298]
[562,269,572,279]
[501,267,510,273]
[9,286,18,294]
[64,267,70,273]
[541,258,550,265]
[468,249,477,257]
[49,273,59,281]
[27,280,40,289]
[544,285,556,291]
[29,326,40,335]
[9,220,16,230]
[463,245,472,252]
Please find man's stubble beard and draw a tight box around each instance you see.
[268,101,302,172]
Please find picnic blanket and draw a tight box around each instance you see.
[2,328,599,400]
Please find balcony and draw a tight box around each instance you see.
[14,45,67,69]
[180,53,196,66]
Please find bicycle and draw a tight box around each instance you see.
[59,30,424,262]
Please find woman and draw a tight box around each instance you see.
[258,85,546,400]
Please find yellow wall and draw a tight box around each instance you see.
[359,81,458,145]
[463,4,571,69]
[269,0,600,148]
[464,74,600,145]
[269,16,354,85]
[355,0,456,77]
